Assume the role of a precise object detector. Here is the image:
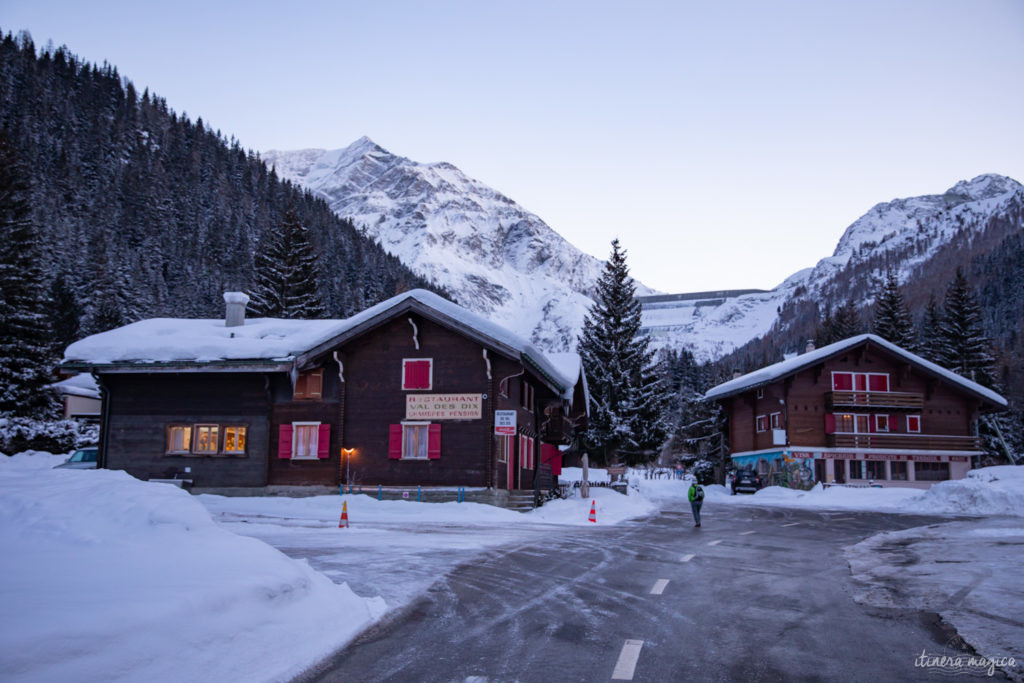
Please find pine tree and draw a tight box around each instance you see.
[819,299,862,346]
[49,273,80,350]
[248,209,327,319]
[872,267,916,351]
[939,268,995,387]
[578,239,670,466]
[0,134,57,417]
[918,295,943,363]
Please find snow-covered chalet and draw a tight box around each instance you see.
[705,335,1007,489]
[61,289,588,504]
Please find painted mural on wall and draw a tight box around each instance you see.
[732,452,816,491]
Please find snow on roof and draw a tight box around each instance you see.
[49,373,101,399]
[704,333,1007,407]
[546,352,590,414]
[63,289,580,398]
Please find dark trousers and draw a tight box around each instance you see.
[690,500,702,525]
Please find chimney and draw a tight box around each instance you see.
[733,370,743,379]
[224,292,250,327]
[805,339,816,353]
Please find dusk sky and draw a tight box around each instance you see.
[5,1,1023,293]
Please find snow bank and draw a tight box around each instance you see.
[0,453,382,683]
[624,465,1024,517]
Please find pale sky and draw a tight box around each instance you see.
[5,1,1023,293]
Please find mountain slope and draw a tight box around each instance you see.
[642,174,1024,361]
[264,138,653,351]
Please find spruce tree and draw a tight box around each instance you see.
[0,134,57,417]
[819,299,862,346]
[578,239,670,466]
[248,209,327,319]
[49,274,81,351]
[918,295,944,363]
[939,268,995,387]
[872,267,916,351]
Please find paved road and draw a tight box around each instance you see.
[299,504,993,682]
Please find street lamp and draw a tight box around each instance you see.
[341,448,356,485]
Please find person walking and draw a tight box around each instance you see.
[688,478,704,527]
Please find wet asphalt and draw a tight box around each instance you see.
[296,503,999,682]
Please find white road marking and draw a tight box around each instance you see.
[707,539,722,546]
[739,530,756,536]
[650,579,669,595]
[611,639,644,680]
[781,522,801,527]
[831,517,854,521]
[681,553,695,562]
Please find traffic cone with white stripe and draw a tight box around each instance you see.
[339,500,349,528]
[588,500,597,523]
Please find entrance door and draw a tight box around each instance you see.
[814,459,827,484]
[834,459,846,483]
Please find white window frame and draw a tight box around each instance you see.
[906,415,921,433]
[874,415,889,432]
[402,358,433,391]
[401,421,431,460]
[755,415,767,433]
[291,421,321,460]
[221,425,248,454]
[769,412,782,430]
[166,424,192,454]
[756,388,764,399]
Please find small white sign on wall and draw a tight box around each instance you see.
[494,410,517,435]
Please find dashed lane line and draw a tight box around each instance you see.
[781,522,801,527]
[707,539,722,546]
[739,530,756,536]
[830,517,854,521]
[650,579,669,595]
[681,554,695,562]
[611,639,644,680]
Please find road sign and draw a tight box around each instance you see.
[494,410,516,435]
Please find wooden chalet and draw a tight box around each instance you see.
[61,290,588,503]
[705,335,1007,489]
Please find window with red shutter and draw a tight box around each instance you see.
[388,424,403,458]
[278,424,293,459]
[824,414,836,434]
[427,424,441,459]
[907,415,921,433]
[402,359,432,390]
[868,374,889,392]
[832,373,853,391]
[317,424,331,459]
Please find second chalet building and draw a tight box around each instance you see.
[705,335,1007,489]
[61,289,588,503]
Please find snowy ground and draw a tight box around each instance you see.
[1,453,1021,681]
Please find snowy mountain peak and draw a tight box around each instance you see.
[262,139,650,351]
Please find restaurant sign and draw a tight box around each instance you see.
[406,394,482,420]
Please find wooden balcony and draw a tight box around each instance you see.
[827,433,979,451]
[540,414,573,444]
[826,391,923,410]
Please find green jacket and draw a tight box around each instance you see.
[688,483,703,502]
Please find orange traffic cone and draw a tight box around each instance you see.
[588,500,597,523]
[338,500,349,528]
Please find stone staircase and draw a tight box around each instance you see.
[505,490,537,512]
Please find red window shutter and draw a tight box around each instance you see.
[868,374,888,392]
[868,416,876,433]
[317,424,331,459]
[388,424,402,459]
[403,360,431,389]
[833,373,852,391]
[278,424,293,459]
[427,424,441,459]
[824,414,836,434]
[854,375,868,392]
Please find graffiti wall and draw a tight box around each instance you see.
[732,452,817,491]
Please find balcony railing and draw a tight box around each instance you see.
[827,433,979,451]
[826,391,924,410]
[540,415,573,444]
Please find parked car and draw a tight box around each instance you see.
[731,469,761,494]
[54,446,98,469]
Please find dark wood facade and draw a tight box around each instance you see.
[709,336,1005,489]
[73,296,587,494]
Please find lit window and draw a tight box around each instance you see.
[222,426,247,454]
[403,423,430,459]
[193,424,220,454]
[292,423,320,460]
[402,359,433,390]
[166,425,192,454]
